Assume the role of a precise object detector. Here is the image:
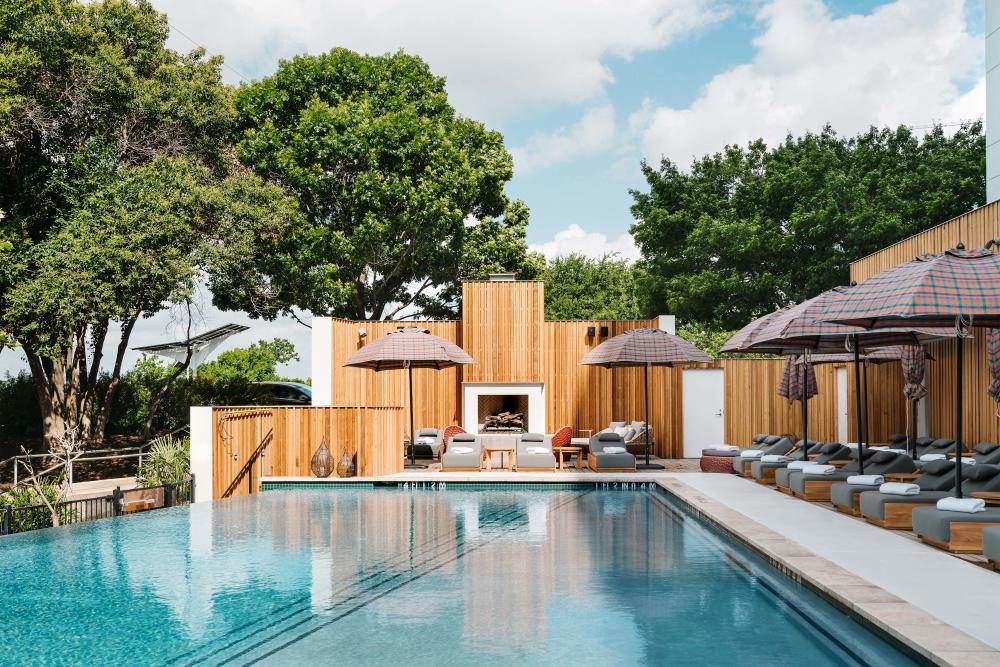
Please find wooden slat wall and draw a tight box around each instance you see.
[461,281,544,383]
[212,406,404,499]
[329,319,462,432]
[851,200,1000,445]
[721,359,839,446]
[846,361,908,444]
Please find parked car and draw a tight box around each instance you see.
[252,381,312,405]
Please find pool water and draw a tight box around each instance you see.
[1,484,920,666]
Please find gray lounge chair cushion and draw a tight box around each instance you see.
[975,442,1000,465]
[983,526,1000,561]
[831,482,879,510]
[917,438,956,457]
[442,434,482,469]
[859,490,949,520]
[791,451,914,493]
[752,433,768,443]
[789,470,855,493]
[912,507,1000,543]
[762,435,783,445]
[590,452,636,469]
[516,434,555,468]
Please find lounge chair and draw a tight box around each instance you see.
[916,437,956,459]
[861,461,997,530]
[587,432,636,472]
[733,437,794,477]
[749,440,822,484]
[595,420,654,456]
[845,459,953,523]
[410,428,444,460]
[516,433,557,472]
[973,442,1000,465]
[984,526,1000,570]
[908,465,1000,551]
[788,449,914,502]
[441,433,482,472]
[774,443,850,490]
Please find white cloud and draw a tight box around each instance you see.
[511,105,617,174]
[633,0,984,167]
[154,0,729,124]
[531,224,640,261]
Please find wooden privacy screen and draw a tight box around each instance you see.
[461,281,544,383]
[851,199,1000,445]
[212,406,404,499]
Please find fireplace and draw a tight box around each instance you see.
[478,394,529,433]
[462,383,545,435]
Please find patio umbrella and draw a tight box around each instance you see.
[343,326,474,468]
[777,354,817,460]
[723,286,955,473]
[987,329,1000,415]
[901,346,929,455]
[819,244,999,496]
[579,328,712,470]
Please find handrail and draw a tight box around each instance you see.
[221,429,274,499]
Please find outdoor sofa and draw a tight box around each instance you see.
[441,433,483,472]
[516,433,557,472]
[588,432,636,472]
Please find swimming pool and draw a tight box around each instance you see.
[1,483,921,665]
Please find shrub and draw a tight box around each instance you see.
[136,435,190,486]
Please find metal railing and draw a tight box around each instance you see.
[6,425,190,490]
[1,476,193,537]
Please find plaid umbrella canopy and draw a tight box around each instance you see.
[723,287,955,471]
[580,328,712,470]
[819,245,1000,496]
[344,327,474,467]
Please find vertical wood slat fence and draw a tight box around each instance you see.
[212,406,404,499]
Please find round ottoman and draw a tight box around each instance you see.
[700,454,736,473]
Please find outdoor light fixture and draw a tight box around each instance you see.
[358,328,367,338]
[599,326,609,337]
[586,326,596,337]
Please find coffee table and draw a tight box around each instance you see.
[553,446,583,470]
[481,446,515,471]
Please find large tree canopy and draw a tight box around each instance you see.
[630,123,985,329]
[232,48,539,320]
[541,253,648,321]
[0,0,302,443]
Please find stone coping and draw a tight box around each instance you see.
[656,478,1000,667]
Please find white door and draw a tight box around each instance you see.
[837,367,848,444]
[682,369,724,458]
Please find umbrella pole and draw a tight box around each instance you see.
[800,360,808,461]
[637,363,664,470]
[862,360,869,448]
[955,336,964,498]
[405,363,427,470]
[853,335,865,475]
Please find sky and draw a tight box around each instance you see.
[0,0,987,380]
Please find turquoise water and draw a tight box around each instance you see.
[0,485,921,666]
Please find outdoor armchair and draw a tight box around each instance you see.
[516,433,557,472]
[587,432,636,472]
[441,433,483,472]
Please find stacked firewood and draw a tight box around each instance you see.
[483,411,525,431]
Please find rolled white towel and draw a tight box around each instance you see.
[881,448,907,454]
[740,449,765,458]
[415,436,436,445]
[525,447,549,455]
[450,446,474,455]
[958,457,977,466]
[802,464,835,475]
[847,474,884,486]
[936,497,985,513]
[844,442,860,448]
[879,482,920,496]
[919,453,946,462]
[787,460,815,470]
[602,446,626,454]
[760,454,791,463]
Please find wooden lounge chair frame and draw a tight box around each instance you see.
[835,495,861,516]
[587,453,635,473]
[864,502,928,530]
[920,523,998,554]
[792,479,839,502]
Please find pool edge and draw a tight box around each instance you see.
[655,478,998,667]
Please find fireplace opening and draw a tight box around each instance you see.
[478,394,529,433]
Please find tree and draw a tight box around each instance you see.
[231,48,538,320]
[197,338,300,384]
[630,123,985,330]
[540,253,649,320]
[0,1,304,444]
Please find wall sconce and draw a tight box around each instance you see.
[599,326,609,337]
[586,326,596,338]
[358,328,367,339]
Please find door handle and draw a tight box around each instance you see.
[714,410,723,417]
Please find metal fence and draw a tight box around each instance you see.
[1,476,194,537]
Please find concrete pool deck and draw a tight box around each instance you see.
[262,469,1000,666]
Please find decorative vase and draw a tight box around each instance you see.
[336,452,355,478]
[310,438,334,478]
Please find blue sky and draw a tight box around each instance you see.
[0,0,988,379]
